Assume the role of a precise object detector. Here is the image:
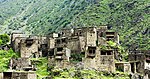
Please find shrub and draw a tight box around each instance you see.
[0,34,10,45]
[0,49,18,72]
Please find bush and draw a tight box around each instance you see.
[0,49,18,72]
[0,34,10,45]
[70,53,84,63]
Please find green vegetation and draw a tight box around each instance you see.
[51,67,130,79]
[0,0,149,50]
[30,57,49,79]
[70,53,84,63]
[0,34,10,45]
[0,34,16,72]
[107,41,128,61]
[75,0,149,50]
[0,49,18,72]
[0,0,149,78]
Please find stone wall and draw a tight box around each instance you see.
[13,37,25,53]
[67,37,80,53]
[86,27,97,47]
[47,37,55,49]
[11,33,28,52]
[10,58,33,71]
[84,58,96,69]
[20,38,39,58]
[98,55,115,72]
[10,26,122,73]
[84,47,115,72]
[3,71,37,79]
[115,62,131,73]
[0,73,3,79]
[79,36,86,52]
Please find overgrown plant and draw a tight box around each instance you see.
[70,53,84,63]
[0,49,18,72]
[30,57,49,79]
[0,34,10,45]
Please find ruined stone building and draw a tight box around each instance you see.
[6,33,50,78]
[9,58,33,71]
[129,50,150,75]
[46,26,120,72]
[10,33,48,71]
[10,26,126,74]
[4,26,149,79]
[11,33,47,58]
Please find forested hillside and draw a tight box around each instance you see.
[0,0,149,49]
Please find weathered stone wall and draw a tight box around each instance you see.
[11,33,28,52]
[10,58,32,71]
[3,72,37,79]
[13,37,25,53]
[20,39,39,58]
[53,47,71,68]
[136,61,145,74]
[84,58,96,69]
[97,37,107,45]
[145,60,150,70]
[47,37,55,49]
[55,37,67,47]
[115,62,131,73]
[124,63,131,72]
[27,72,37,79]
[48,56,55,68]
[67,37,80,53]
[98,55,115,72]
[129,54,145,62]
[11,33,25,43]
[86,28,97,46]
[61,29,73,37]
[84,48,115,72]
[79,36,86,52]
[74,28,86,36]
[38,36,47,45]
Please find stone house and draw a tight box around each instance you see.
[54,47,71,68]
[10,26,122,73]
[11,33,28,53]
[129,50,150,74]
[46,26,120,72]
[84,48,115,72]
[10,34,48,72]
[98,49,115,72]
[11,33,48,58]
[83,26,117,72]
[9,26,150,77]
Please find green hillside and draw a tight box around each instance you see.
[0,0,149,49]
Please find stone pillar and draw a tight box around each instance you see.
[134,63,136,73]
[143,74,149,79]
[0,73,3,79]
